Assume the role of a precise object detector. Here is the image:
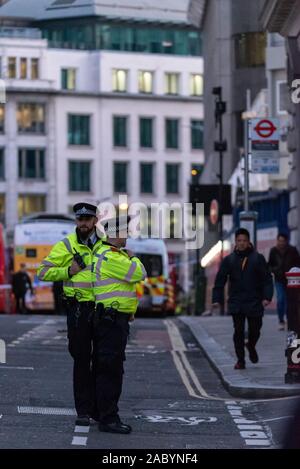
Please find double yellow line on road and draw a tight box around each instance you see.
[164,319,223,401]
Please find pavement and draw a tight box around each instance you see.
[180,313,300,399]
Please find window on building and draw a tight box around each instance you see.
[113,116,127,147]
[20,58,27,79]
[0,194,4,224]
[31,58,39,79]
[17,103,45,134]
[138,71,153,94]
[8,57,16,79]
[112,69,127,92]
[114,162,127,193]
[277,81,289,114]
[69,161,91,192]
[0,105,4,133]
[61,68,76,90]
[68,114,90,145]
[0,148,4,180]
[191,120,204,149]
[190,74,203,96]
[140,118,153,148]
[140,163,154,194]
[165,118,179,149]
[18,194,46,219]
[166,163,180,194]
[18,148,45,179]
[191,164,203,184]
[235,32,266,68]
[165,73,179,95]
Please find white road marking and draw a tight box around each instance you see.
[71,436,88,446]
[259,415,293,423]
[18,406,76,415]
[225,402,272,447]
[0,366,34,370]
[75,425,90,433]
[136,415,217,425]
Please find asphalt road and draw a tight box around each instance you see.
[0,314,297,450]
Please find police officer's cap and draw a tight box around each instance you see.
[73,202,97,218]
[103,215,132,235]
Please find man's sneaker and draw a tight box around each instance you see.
[245,342,259,363]
[278,322,285,331]
[75,415,90,426]
[234,361,245,370]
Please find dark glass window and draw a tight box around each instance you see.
[0,148,4,180]
[140,163,153,194]
[43,24,202,56]
[113,116,127,147]
[18,195,45,219]
[235,32,266,68]
[166,164,180,194]
[61,68,76,90]
[166,119,179,149]
[68,114,90,145]
[191,120,204,149]
[18,148,45,179]
[114,162,127,193]
[69,161,91,192]
[17,103,45,134]
[140,118,153,148]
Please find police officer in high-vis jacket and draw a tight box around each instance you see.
[37,202,102,426]
[93,215,146,434]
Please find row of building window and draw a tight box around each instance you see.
[0,194,46,221]
[43,23,202,56]
[0,57,40,80]
[0,148,200,194]
[0,107,204,150]
[62,67,203,96]
[111,70,203,96]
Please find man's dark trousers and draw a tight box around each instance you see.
[93,308,130,424]
[232,314,263,363]
[66,300,97,417]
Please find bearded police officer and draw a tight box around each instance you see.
[92,215,147,434]
[37,202,102,426]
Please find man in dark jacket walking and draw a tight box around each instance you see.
[12,263,33,314]
[268,233,300,330]
[212,228,273,369]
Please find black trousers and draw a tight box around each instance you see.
[66,301,97,417]
[15,294,26,314]
[93,309,130,424]
[232,314,263,363]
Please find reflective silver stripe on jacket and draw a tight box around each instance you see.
[124,261,137,282]
[93,278,127,287]
[141,264,147,280]
[38,267,51,280]
[41,260,56,267]
[94,249,111,277]
[62,237,72,253]
[95,291,136,301]
[63,281,93,288]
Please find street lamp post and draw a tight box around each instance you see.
[213,87,227,315]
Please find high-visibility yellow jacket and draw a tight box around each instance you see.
[92,241,147,314]
[37,231,102,302]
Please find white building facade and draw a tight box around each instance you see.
[0,0,204,289]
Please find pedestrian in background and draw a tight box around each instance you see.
[212,228,273,370]
[268,233,300,330]
[12,263,33,314]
